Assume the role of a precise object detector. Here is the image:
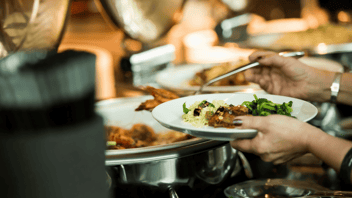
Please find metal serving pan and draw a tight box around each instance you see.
[95,96,240,197]
[240,33,352,54]
[238,24,352,55]
[95,96,208,159]
[95,96,233,165]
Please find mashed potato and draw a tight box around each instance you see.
[182,100,229,128]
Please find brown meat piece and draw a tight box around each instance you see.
[105,124,195,150]
[145,86,179,103]
[106,126,137,148]
[134,140,149,148]
[135,86,179,111]
[208,105,250,128]
[135,99,161,111]
[189,61,250,86]
[114,135,136,148]
[129,123,157,142]
[150,132,194,146]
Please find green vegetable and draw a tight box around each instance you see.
[198,100,207,107]
[107,141,116,146]
[197,100,215,108]
[241,94,295,117]
[183,102,190,114]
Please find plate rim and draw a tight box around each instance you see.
[152,93,318,140]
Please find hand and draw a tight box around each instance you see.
[245,51,334,102]
[230,115,322,164]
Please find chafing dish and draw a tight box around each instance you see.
[94,0,186,44]
[95,96,241,197]
[224,179,352,198]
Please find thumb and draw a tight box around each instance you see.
[257,54,287,68]
[230,132,264,154]
[234,115,267,132]
[248,51,277,62]
[230,138,253,153]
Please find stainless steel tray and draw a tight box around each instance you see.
[95,96,220,164]
[238,24,352,55]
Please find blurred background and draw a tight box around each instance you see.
[2,1,352,197]
[57,0,352,99]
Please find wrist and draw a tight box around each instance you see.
[315,71,336,103]
[305,126,326,154]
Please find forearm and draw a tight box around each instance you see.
[307,128,352,182]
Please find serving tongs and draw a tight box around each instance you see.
[194,51,305,95]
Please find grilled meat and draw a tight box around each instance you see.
[135,86,179,111]
[208,105,250,128]
[106,124,195,149]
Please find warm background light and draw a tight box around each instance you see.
[338,11,351,23]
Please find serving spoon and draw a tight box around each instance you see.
[194,51,305,95]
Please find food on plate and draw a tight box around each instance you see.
[208,105,249,128]
[135,86,179,111]
[182,95,294,128]
[182,99,250,128]
[106,123,194,150]
[189,60,250,86]
[241,94,294,117]
[273,24,352,50]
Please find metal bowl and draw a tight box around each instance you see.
[94,0,186,44]
[224,179,352,198]
[0,0,71,58]
[224,179,330,198]
[95,96,240,197]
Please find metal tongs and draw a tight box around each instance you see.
[194,51,305,95]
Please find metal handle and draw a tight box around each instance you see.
[237,151,253,179]
[106,171,112,190]
[230,148,242,178]
[168,186,179,198]
[194,51,305,95]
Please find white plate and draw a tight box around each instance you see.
[152,93,318,141]
[156,64,261,93]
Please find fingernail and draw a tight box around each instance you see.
[255,56,263,61]
[233,119,243,126]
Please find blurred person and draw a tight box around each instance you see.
[230,51,352,185]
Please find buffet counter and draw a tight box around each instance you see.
[59,7,352,198]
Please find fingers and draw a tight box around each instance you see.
[244,64,272,84]
[248,51,277,62]
[231,131,266,155]
[232,141,299,164]
[230,139,254,153]
[234,115,267,131]
[271,153,303,165]
[260,152,286,163]
[249,51,294,69]
[257,54,287,68]
[244,68,258,82]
